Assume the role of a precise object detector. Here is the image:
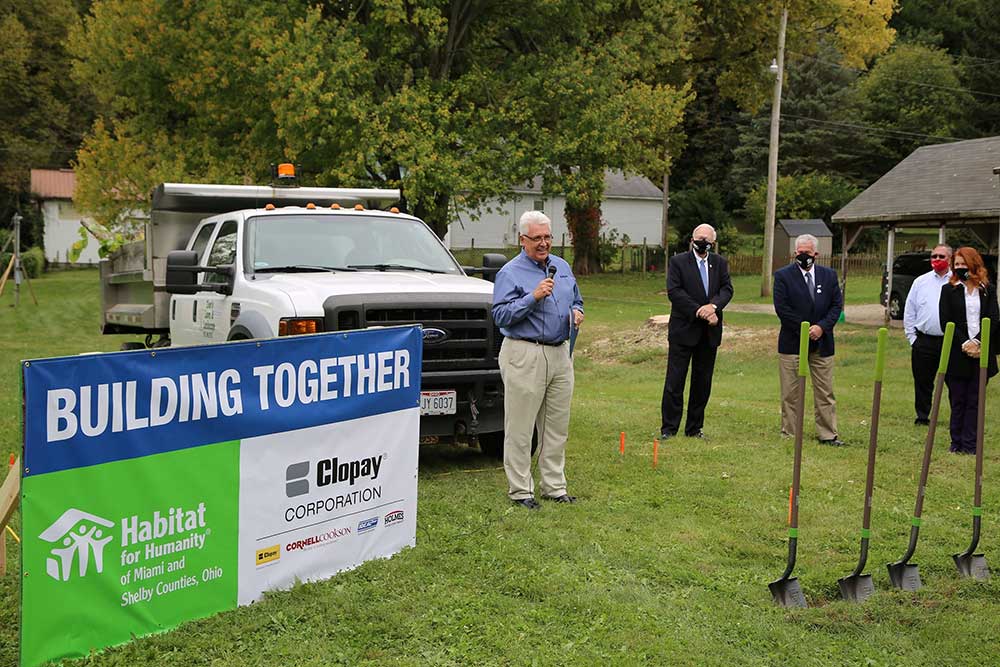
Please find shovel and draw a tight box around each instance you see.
[838,327,888,602]
[953,317,991,581]
[887,321,955,591]
[769,321,810,608]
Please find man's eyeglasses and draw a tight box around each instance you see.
[522,234,553,244]
[930,254,948,259]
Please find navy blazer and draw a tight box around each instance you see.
[773,263,843,357]
[939,281,1000,379]
[666,251,734,347]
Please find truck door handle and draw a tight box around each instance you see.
[193,301,198,322]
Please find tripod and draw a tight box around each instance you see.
[0,212,39,307]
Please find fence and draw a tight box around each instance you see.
[726,254,886,276]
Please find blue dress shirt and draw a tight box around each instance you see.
[491,251,584,343]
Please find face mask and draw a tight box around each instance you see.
[955,267,970,282]
[930,259,950,273]
[693,239,712,254]
[795,253,815,270]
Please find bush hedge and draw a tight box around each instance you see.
[0,246,45,278]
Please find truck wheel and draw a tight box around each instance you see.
[889,292,904,320]
[479,429,538,459]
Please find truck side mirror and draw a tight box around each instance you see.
[481,253,508,283]
[165,250,200,294]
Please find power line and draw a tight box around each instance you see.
[788,50,1000,100]
[779,113,968,143]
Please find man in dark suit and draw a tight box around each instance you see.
[772,233,844,446]
[660,223,734,439]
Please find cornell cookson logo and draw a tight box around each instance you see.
[39,509,115,581]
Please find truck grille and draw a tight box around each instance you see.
[323,295,500,373]
[367,307,494,368]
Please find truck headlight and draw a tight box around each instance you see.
[278,318,323,336]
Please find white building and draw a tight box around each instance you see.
[446,170,664,249]
[30,168,101,265]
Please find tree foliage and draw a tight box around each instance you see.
[853,42,973,174]
[744,171,860,235]
[667,186,734,255]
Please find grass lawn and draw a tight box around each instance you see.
[2,269,999,666]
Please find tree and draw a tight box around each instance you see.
[0,0,93,243]
[744,172,861,248]
[667,186,734,256]
[70,0,541,241]
[852,43,974,175]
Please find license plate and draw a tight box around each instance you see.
[420,390,456,415]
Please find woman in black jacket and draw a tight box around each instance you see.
[938,247,1000,454]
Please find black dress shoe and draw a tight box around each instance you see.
[543,494,577,504]
[685,430,705,438]
[659,431,676,440]
[819,437,846,447]
[914,418,930,425]
[512,498,541,510]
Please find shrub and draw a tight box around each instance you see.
[0,246,45,278]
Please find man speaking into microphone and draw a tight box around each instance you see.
[492,211,584,510]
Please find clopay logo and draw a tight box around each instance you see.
[39,509,115,581]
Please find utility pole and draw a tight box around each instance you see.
[760,6,788,297]
[661,165,670,256]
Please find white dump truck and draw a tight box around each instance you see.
[99,178,509,454]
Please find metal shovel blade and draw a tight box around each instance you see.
[768,577,807,608]
[886,562,922,591]
[953,553,991,581]
[837,573,875,603]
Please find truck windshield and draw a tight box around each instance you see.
[246,214,462,275]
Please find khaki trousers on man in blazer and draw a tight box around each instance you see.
[778,352,837,440]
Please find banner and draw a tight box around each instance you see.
[20,327,421,667]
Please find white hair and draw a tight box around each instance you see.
[692,224,716,241]
[519,210,551,234]
[795,234,819,252]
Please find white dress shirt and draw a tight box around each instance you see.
[903,270,951,345]
[965,286,982,340]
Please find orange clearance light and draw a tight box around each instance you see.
[330,203,341,209]
[277,163,295,178]
[265,203,275,210]
[390,207,400,214]
[354,204,365,211]
[306,202,316,209]
[278,318,322,336]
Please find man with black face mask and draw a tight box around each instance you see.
[660,223,733,439]
[773,233,845,446]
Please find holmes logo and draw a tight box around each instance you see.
[384,510,404,526]
[357,516,379,533]
[286,461,310,498]
[39,509,115,581]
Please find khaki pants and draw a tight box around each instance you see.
[779,352,838,440]
[499,338,574,500]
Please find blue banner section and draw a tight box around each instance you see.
[23,326,422,477]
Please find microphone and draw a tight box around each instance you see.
[546,264,557,299]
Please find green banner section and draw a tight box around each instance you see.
[21,441,240,667]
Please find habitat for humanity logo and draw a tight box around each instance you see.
[39,509,115,581]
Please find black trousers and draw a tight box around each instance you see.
[946,374,986,453]
[911,333,943,422]
[661,337,718,436]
